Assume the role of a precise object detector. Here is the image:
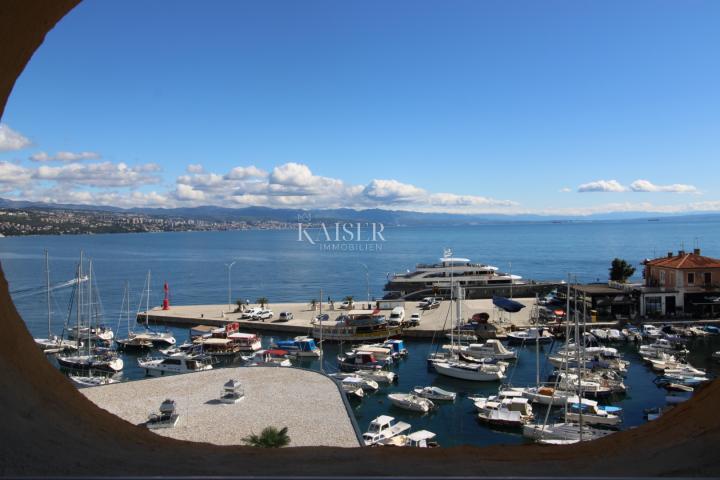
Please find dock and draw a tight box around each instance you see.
[81,366,361,447]
[138,298,539,338]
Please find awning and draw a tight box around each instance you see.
[492,296,525,313]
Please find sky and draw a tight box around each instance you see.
[0,0,719,216]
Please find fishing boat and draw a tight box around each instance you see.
[362,415,411,446]
[383,339,409,358]
[138,353,213,376]
[412,386,456,401]
[244,349,292,367]
[68,374,119,388]
[379,430,439,448]
[273,336,320,357]
[338,350,386,372]
[312,310,402,342]
[387,393,435,413]
[352,344,395,362]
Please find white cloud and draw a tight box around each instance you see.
[174,184,205,201]
[34,161,161,187]
[629,179,698,193]
[362,179,426,202]
[186,164,204,173]
[559,187,572,193]
[0,162,32,186]
[30,151,100,162]
[0,124,31,152]
[577,179,628,193]
[225,165,266,180]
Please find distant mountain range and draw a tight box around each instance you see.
[1,197,718,226]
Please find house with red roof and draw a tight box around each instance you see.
[640,248,720,318]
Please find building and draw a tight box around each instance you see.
[640,248,720,318]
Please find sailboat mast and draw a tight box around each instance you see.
[146,270,151,328]
[573,277,584,441]
[319,287,323,373]
[535,294,540,386]
[45,249,51,339]
[563,274,571,420]
[76,252,83,349]
[87,259,93,355]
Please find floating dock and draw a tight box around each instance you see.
[81,366,361,447]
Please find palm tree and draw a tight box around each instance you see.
[242,426,290,448]
[309,299,317,311]
[256,297,269,308]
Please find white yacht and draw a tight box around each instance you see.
[387,393,435,413]
[384,256,555,299]
[443,339,517,360]
[472,392,534,428]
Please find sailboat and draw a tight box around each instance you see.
[428,249,506,382]
[57,256,124,374]
[129,271,176,347]
[34,250,80,354]
[115,281,153,351]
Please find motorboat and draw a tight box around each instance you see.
[68,374,119,388]
[590,328,625,342]
[431,359,505,382]
[356,369,397,384]
[219,379,244,404]
[146,399,180,429]
[412,386,456,401]
[565,397,622,426]
[138,353,213,376]
[556,373,612,398]
[35,336,80,354]
[244,349,292,367]
[328,373,379,391]
[338,351,386,372]
[227,331,263,352]
[57,351,124,373]
[473,395,534,427]
[362,415,411,446]
[387,393,435,413]
[641,325,663,340]
[516,385,573,407]
[383,339,409,358]
[506,327,554,345]
[353,344,395,362]
[273,336,321,357]
[339,377,365,400]
[379,430,438,448]
[115,335,154,351]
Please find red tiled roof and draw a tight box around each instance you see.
[646,253,720,269]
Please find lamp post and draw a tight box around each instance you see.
[225,260,237,312]
[359,263,370,305]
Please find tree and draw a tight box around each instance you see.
[242,426,290,448]
[256,297,269,308]
[609,258,636,283]
[343,295,354,303]
[309,299,317,311]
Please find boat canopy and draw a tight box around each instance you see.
[408,430,436,441]
[492,296,526,313]
[440,257,470,263]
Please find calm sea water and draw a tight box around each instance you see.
[1,219,719,447]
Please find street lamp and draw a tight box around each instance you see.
[225,260,237,312]
[360,263,370,304]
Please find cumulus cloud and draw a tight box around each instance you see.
[186,164,204,173]
[0,124,31,152]
[0,162,32,185]
[34,161,161,187]
[577,179,627,193]
[30,151,100,162]
[225,165,266,180]
[174,184,206,201]
[559,187,572,193]
[362,179,426,202]
[629,179,698,193]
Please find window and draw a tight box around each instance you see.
[688,272,695,285]
[659,271,666,286]
[646,296,662,314]
[705,272,712,285]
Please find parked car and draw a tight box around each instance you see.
[407,313,421,327]
[340,300,354,310]
[422,301,440,310]
[388,307,405,326]
[242,307,262,319]
[254,310,273,321]
[277,311,293,322]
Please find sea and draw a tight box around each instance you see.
[1,218,719,447]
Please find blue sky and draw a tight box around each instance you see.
[0,0,718,215]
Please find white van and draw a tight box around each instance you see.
[388,306,405,326]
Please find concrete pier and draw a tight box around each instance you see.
[82,366,361,447]
[138,298,539,338]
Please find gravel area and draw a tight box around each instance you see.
[82,367,360,447]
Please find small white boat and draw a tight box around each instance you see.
[353,369,398,384]
[443,339,517,360]
[473,395,534,427]
[387,393,435,413]
[329,374,379,391]
[379,430,438,448]
[340,377,365,399]
[362,415,411,446]
[412,386,456,401]
[138,354,213,376]
[522,422,614,443]
[219,379,244,404]
[506,327,554,345]
[517,385,573,407]
[146,399,180,429]
[353,344,395,362]
[68,374,118,388]
[35,337,80,354]
[244,349,292,367]
[713,351,720,362]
